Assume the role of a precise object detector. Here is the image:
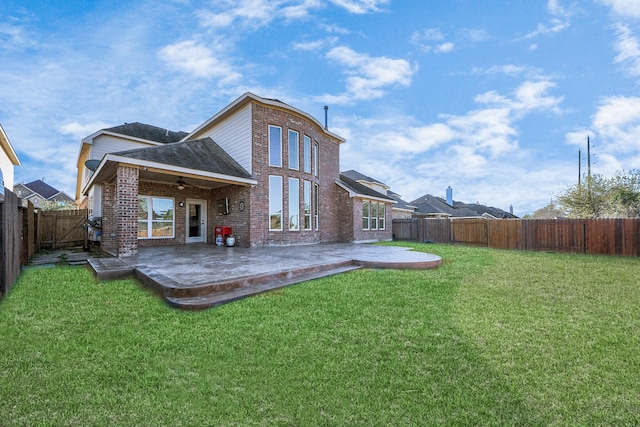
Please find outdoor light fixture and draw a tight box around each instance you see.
[177,177,186,191]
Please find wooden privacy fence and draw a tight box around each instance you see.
[36,209,88,250]
[0,190,23,297]
[393,218,640,256]
[1,190,88,300]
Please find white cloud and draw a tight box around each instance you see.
[592,96,640,154]
[434,42,454,53]
[59,121,111,140]
[521,0,572,39]
[411,28,455,53]
[319,46,416,103]
[613,24,640,77]
[599,0,640,18]
[472,64,545,78]
[158,39,241,83]
[0,22,35,51]
[564,96,640,176]
[196,0,385,30]
[474,79,563,115]
[329,0,389,14]
[460,28,490,43]
[292,37,338,51]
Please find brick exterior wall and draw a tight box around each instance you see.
[249,102,343,246]
[115,165,139,257]
[210,185,252,247]
[350,198,393,242]
[137,181,210,248]
[101,181,116,256]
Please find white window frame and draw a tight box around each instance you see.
[313,142,319,177]
[138,195,175,239]
[269,176,283,231]
[303,180,311,230]
[378,203,386,230]
[362,200,370,230]
[269,125,282,167]
[288,130,299,170]
[289,177,300,231]
[314,183,319,230]
[303,135,311,173]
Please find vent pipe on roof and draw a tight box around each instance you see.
[510,204,513,215]
[324,105,328,130]
[446,186,453,206]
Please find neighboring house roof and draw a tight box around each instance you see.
[15,180,74,204]
[336,174,395,203]
[387,191,416,212]
[113,137,254,180]
[411,194,517,218]
[23,180,60,199]
[105,122,188,144]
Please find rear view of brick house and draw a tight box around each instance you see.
[76,92,393,257]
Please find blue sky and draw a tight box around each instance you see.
[2,0,640,216]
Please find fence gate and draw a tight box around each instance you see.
[37,209,88,250]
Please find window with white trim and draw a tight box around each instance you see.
[269,125,282,167]
[303,180,311,230]
[303,135,311,173]
[288,130,299,170]
[362,200,386,231]
[269,176,283,230]
[314,183,319,230]
[289,177,299,230]
[138,196,175,239]
[313,142,319,177]
[362,201,370,230]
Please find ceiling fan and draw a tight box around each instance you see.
[176,177,188,190]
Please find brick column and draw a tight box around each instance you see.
[115,165,139,257]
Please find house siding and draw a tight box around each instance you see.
[90,135,156,161]
[188,103,252,173]
[0,149,14,190]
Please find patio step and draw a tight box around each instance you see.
[163,264,362,310]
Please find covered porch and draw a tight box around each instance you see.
[83,137,256,257]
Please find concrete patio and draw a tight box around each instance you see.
[88,243,442,310]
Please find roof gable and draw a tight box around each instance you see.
[113,137,253,180]
[24,180,60,199]
[105,122,188,144]
[337,174,395,202]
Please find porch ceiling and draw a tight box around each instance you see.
[84,159,255,195]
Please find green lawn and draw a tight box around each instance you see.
[1,244,639,426]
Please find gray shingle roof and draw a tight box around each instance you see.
[113,138,253,179]
[341,169,387,187]
[338,174,395,201]
[24,180,60,199]
[105,122,188,144]
[387,191,415,211]
[410,194,517,218]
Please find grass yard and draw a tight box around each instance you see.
[1,244,639,426]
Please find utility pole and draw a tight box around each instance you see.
[587,136,591,182]
[578,149,581,187]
